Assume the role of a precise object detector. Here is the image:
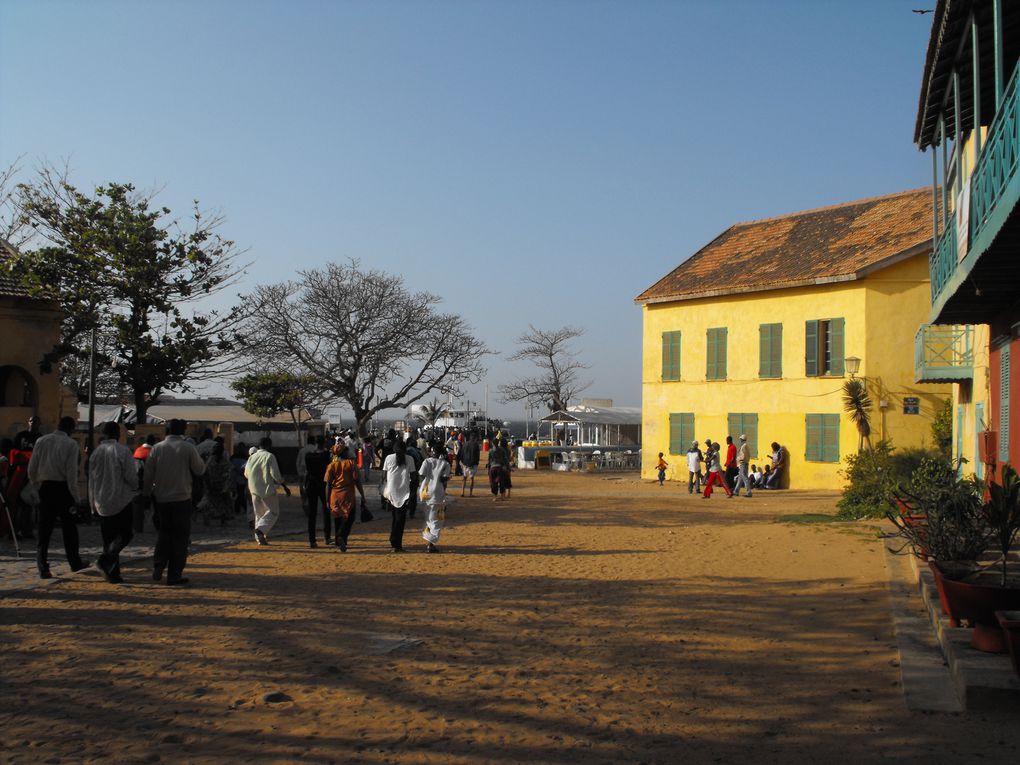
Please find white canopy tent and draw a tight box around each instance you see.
[538,405,641,447]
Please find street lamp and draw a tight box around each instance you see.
[845,356,861,378]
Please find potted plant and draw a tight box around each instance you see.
[887,457,987,565]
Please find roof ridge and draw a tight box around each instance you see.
[731,187,930,228]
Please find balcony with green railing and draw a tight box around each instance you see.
[930,60,1020,322]
[914,323,974,384]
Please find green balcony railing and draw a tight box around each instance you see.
[929,217,957,304]
[914,323,974,383]
[931,60,1020,307]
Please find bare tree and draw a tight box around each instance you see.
[499,325,590,412]
[237,261,490,436]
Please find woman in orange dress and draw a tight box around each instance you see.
[323,443,366,552]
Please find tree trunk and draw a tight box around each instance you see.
[290,409,302,446]
[134,389,148,429]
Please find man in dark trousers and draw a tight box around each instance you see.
[144,419,206,585]
[304,435,331,547]
[460,432,481,497]
[27,416,88,578]
[89,422,139,583]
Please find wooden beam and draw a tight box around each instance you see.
[932,148,941,242]
[973,13,982,159]
[994,0,1004,108]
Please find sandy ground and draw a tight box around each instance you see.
[2,470,1019,764]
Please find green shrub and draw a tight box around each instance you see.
[837,441,896,520]
[931,398,953,458]
[837,442,941,520]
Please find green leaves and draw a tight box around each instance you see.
[11,174,245,418]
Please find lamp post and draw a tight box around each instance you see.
[845,356,862,378]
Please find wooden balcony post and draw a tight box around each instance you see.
[953,70,962,193]
[972,14,982,160]
[994,0,1004,109]
[932,149,940,242]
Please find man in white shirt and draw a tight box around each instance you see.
[245,437,291,545]
[27,416,87,578]
[89,422,139,583]
[144,419,206,585]
[733,434,754,498]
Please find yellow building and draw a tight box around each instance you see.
[635,189,951,489]
[0,238,76,438]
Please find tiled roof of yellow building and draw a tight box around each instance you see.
[635,188,934,305]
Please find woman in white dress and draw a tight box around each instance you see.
[381,438,415,552]
[419,442,451,553]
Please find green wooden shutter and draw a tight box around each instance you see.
[822,414,840,462]
[771,324,782,378]
[727,413,739,439]
[805,320,819,377]
[806,414,821,460]
[719,327,728,379]
[829,318,845,376]
[760,324,782,378]
[747,414,759,458]
[661,331,681,381]
[681,413,695,449]
[669,413,683,455]
[1000,344,1011,462]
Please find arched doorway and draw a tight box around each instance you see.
[0,365,38,407]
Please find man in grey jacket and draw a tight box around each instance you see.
[144,419,205,585]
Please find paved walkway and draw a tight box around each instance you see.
[0,494,387,596]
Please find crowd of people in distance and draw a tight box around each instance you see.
[657,436,788,499]
[0,417,520,585]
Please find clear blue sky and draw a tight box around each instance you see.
[0,0,935,420]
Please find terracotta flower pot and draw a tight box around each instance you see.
[928,561,1020,653]
[996,610,1020,678]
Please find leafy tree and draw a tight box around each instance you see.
[931,397,953,458]
[231,371,321,445]
[5,170,245,423]
[420,397,448,428]
[238,260,489,436]
[842,378,873,453]
[499,325,590,412]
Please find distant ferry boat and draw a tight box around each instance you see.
[407,405,509,432]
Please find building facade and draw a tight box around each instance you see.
[0,239,76,438]
[636,190,951,489]
[913,0,1020,476]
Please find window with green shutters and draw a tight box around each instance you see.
[805,413,840,462]
[706,327,727,380]
[759,323,782,378]
[661,331,681,381]
[726,413,758,457]
[668,413,695,455]
[805,318,844,376]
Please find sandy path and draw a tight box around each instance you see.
[1,471,1018,764]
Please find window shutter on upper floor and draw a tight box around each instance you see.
[661,331,681,381]
[805,320,819,377]
[829,318,845,376]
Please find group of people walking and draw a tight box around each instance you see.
[0,416,523,583]
[657,437,787,498]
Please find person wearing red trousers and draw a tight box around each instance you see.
[702,439,733,499]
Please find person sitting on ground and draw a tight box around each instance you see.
[750,464,763,488]
[761,464,772,488]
